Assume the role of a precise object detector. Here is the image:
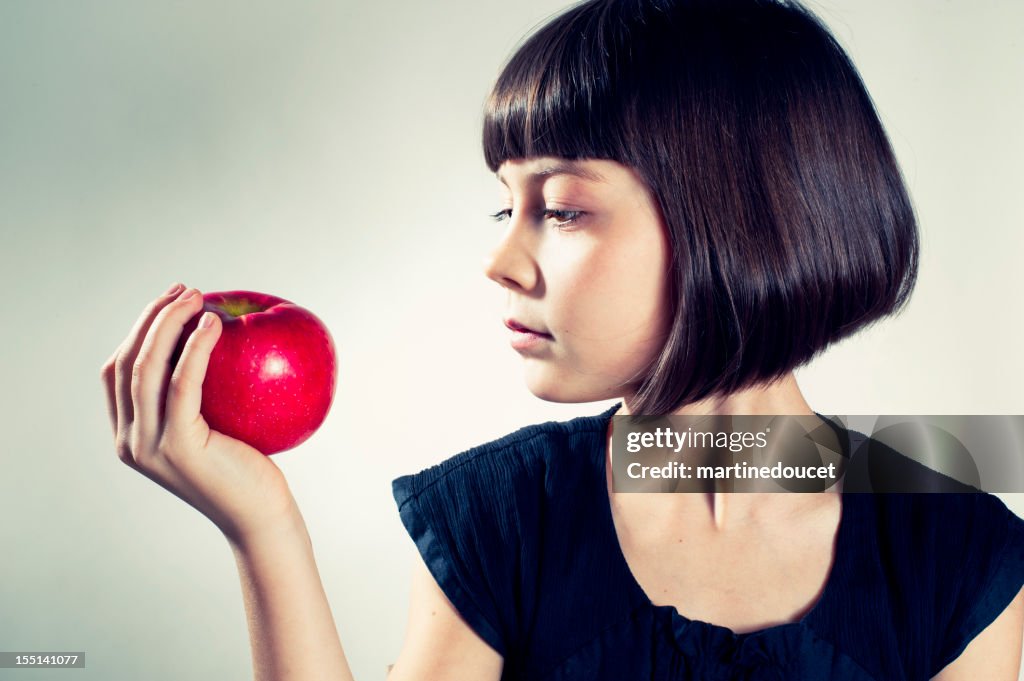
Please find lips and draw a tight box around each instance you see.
[504,318,551,337]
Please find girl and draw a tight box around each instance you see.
[101,0,1024,678]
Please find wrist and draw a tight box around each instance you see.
[225,504,310,555]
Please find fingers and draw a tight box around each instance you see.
[164,310,221,451]
[101,345,121,439]
[110,285,186,442]
[107,287,178,443]
[129,287,206,455]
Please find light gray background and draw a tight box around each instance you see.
[1,0,1022,679]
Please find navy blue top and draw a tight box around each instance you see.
[391,403,1024,680]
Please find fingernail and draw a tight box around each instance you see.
[165,282,183,295]
[180,288,199,301]
[199,311,215,328]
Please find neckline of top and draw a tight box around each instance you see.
[588,401,859,643]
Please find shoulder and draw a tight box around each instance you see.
[868,492,1024,571]
[873,491,1023,544]
[930,493,1024,674]
[866,492,1024,675]
[388,403,618,658]
[391,403,617,511]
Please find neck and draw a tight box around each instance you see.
[611,373,833,531]
[619,372,815,417]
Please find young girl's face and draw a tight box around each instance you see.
[484,157,672,403]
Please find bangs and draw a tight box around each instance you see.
[482,1,634,172]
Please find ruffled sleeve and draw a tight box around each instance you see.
[931,493,1024,675]
[392,445,531,659]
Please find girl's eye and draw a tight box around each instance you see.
[488,208,585,229]
[544,209,584,227]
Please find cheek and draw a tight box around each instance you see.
[549,230,671,380]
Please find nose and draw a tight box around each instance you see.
[482,218,540,292]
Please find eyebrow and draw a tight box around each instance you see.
[496,161,606,186]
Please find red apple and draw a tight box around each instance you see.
[170,290,337,456]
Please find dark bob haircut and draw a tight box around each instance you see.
[482,0,919,416]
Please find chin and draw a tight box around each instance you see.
[522,367,575,402]
[522,365,623,404]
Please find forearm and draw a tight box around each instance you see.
[229,515,355,681]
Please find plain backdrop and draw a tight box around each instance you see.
[1,0,1022,679]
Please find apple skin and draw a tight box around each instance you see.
[170,290,338,456]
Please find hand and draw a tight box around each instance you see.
[101,283,304,546]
